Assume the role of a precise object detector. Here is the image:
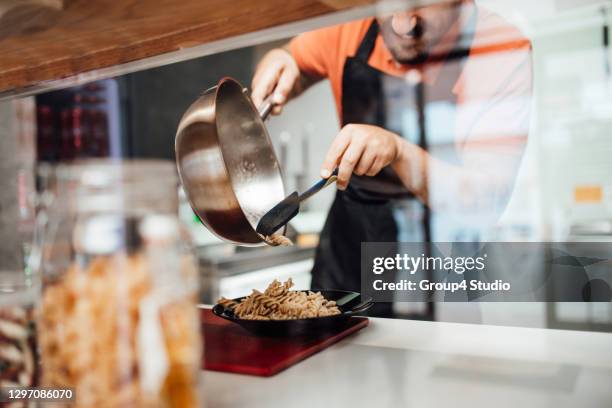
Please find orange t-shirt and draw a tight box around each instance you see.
[289,6,532,125]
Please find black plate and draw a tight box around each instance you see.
[212,290,373,337]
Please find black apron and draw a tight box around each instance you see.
[311,11,477,316]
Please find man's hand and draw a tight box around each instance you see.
[251,48,301,115]
[320,124,404,190]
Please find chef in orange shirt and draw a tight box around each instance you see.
[252,0,532,315]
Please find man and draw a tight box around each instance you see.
[252,0,532,314]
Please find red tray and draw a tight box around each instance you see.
[201,308,368,377]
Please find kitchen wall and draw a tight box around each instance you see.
[122,47,256,161]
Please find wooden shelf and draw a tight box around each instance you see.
[0,0,375,97]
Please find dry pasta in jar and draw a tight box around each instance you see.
[36,160,201,408]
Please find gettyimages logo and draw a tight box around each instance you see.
[372,253,487,275]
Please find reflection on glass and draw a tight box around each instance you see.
[25,0,612,330]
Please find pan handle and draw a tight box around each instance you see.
[258,99,274,121]
[349,300,375,314]
[243,87,275,120]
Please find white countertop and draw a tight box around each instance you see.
[201,315,612,408]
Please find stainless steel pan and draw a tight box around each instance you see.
[175,77,286,246]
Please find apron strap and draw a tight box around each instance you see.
[355,20,379,61]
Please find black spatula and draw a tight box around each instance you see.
[256,168,338,237]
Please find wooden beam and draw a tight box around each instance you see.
[0,0,375,96]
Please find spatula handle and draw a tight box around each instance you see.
[298,168,338,203]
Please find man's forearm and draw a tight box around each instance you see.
[391,138,523,209]
[391,140,429,203]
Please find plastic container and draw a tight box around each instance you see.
[36,160,201,407]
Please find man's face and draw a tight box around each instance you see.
[377,1,463,65]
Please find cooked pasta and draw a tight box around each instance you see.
[217,278,340,320]
[262,234,293,247]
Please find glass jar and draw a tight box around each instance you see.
[0,112,40,397]
[36,160,201,408]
